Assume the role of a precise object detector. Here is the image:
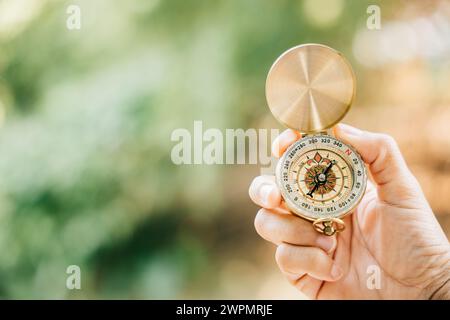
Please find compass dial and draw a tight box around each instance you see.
[276,135,367,220]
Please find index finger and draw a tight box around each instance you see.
[272,129,302,158]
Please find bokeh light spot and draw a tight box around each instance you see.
[302,0,344,28]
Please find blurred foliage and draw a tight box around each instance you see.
[0,0,448,299]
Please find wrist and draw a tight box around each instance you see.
[427,256,450,300]
[429,274,450,300]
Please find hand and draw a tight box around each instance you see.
[248,124,450,299]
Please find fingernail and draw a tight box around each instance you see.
[271,139,281,156]
[331,264,343,280]
[259,184,274,206]
[338,124,362,136]
[281,129,299,141]
[316,236,336,253]
[272,130,298,156]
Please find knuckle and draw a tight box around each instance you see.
[249,176,262,191]
[250,175,274,192]
[287,215,308,235]
[376,133,397,150]
[294,277,312,293]
[374,133,402,165]
[285,216,316,244]
[308,250,321,266]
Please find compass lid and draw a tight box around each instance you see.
[265,44,355,133]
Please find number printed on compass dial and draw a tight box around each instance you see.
[276,135,367,220]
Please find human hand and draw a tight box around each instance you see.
[249,124,450,299]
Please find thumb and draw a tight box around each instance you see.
[334,124,424,207]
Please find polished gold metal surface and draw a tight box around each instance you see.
[313,218,346,236]
[265,44,355,133]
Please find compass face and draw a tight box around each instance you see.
[276,135,367,220]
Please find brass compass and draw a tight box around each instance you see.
[265,44,367,236]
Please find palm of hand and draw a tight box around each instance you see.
[314,182,443,299]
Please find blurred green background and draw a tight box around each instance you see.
[0,0,449,299]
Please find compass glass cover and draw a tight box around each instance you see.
[277,135,366,220]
